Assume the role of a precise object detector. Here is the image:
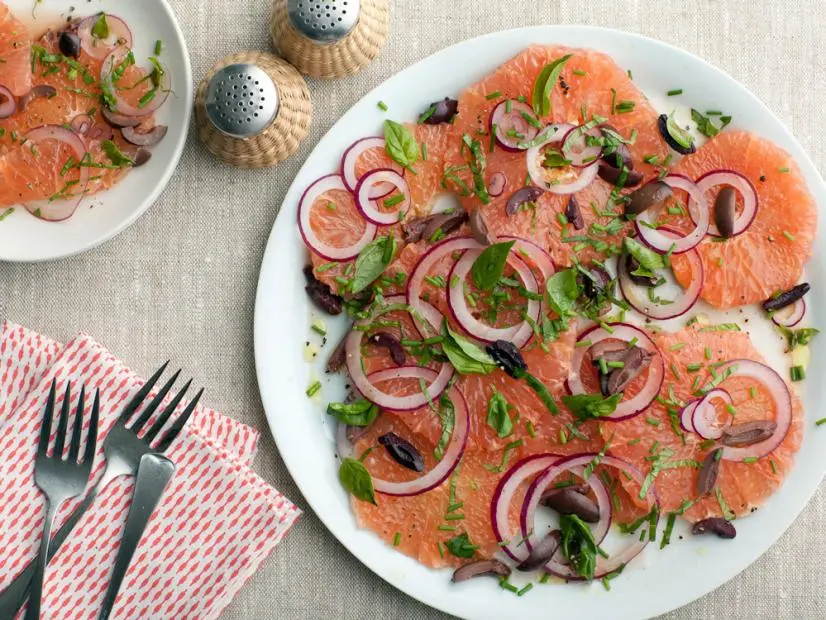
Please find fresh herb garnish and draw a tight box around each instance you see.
[559,514,597,580]
[779,326,819,349]
[664,112,695,151]
[545,268,581,317]
[339,457,376,504]
[623,237,664,276]
[441,322,497,375]
[327,399,379,426]
[91,13,110,39]
[691,108,729,138]
[487,388,514,438]
[531,54,573,117]
[461,133,490,204]
[383,120,419,170]
[471,240,515,290]
[101,140,135,167]
[435,394,455,460]
[445,532,479,558]
[562,393,622,422]
[350,236,396,294]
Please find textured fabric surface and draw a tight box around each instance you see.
[1,0,824,618]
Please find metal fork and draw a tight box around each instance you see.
[25,381,99,620]
[0,363,204,618]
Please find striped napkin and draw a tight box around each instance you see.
[0,321,300,619]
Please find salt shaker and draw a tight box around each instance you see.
[269,0,389,79]
[195,51,312,168]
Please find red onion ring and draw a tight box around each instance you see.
[567,323,664,421]
[340,136,404,198]
[297,174,377,261]
[524,454,656,580]
[771,298,806,327]
[489,99,539,151]
[693,170,759,237]
[488,171,507,197]
[336,367,469,496]
[718,360,793,462]
[447,248,540,347]
[619,226,704,320]
[0,85,17,119]
[100,49,170,117]
[345,295,454,411]
[561,124,603,168]
[21,125,90,222]
[77,13,133,60]
[636,175,709,254]
[490,453,561,562]
[499,236,556,282]
[680,399,699,433]
[526,124,597,194]
[690,388,734,440]
[354,168,410,226]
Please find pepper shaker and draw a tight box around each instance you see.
[269,0,389,79]
[194,51,311,168]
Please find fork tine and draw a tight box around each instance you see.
[117,361,170,425]
[143,379,192,445]
[68,384,85,463]
[129,368,182,435]
[52,383,72,458]
[37,380,57,457]
[155,387,203,453]
[83,389,100,465]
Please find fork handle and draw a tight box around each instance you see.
[98,454,175,620]
[24,499,59,620]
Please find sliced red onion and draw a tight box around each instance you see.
[499,236,556,281]
[100,49,170,117]
[525,454,656,580]
[567,323,664,421]
[21,125,90,222]
[718,360,793,462]
[447,247,540,347]
[491,453,561,562]
[297,174,377,261]
[526,123,598,194]
[0,85,17,119]
[561,124,603,168]
[488,171,506,197]
[680,399,699,434]
[690,388,734,440]
[340,136,404,198]
[619,226,704,320]
[77,13,133,60]
[771,298,806,328]
[636,175,709,254]
[345,295,454,411]
[489,100,539,151]
[354,168,411,226]
[693,170,759,237]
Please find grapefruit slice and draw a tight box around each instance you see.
[0,2,31,97]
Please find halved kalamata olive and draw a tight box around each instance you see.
[696,448,722,495]
[506,186,543,216]
[714,187,737,238]
[516,531,562,571]
[326,333,348,373]
[592,348,627,367]
[59,31,81,58]
[87,123,115,142]
[625,180,673,217]
[402,209,468,244]
[721,420,777,447]
[578,264,614,317]
[133,148,152,167]
[625,255,660,287]
[762,283,810,313]
[122,124,168,147]
[452,559,512,583]
[692,518,736,539]
[421,98,459,125]
[378,432,424,472]
[565,195,584,229]
[541,487,600,523]
[606,346,652,395]
[658,113,696,155]
[597,160,644,188]
[70,114,93,135]
[367,332,406,366]
[599,126,634,170]
[19,85,57,111]
[469,208,497,245]
[303,265,343,315]
[102,106,143,128]
[486,340,527,378]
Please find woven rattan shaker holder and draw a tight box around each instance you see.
[269,0,389,79]
[195,51,311,168]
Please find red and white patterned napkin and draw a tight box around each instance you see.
[0,321,300,619]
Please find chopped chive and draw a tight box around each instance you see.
[607,360,625,369]
[598,357,609,375]
[573,69,587,76]
[643,154,659,165]
[790,365,805,382]
[556,213,568,226]
[383,194,406,208]
[447,501,464,513]
[686,363,702,372]
[505,99,512,113]
[599,322,615,334]
[779,166,790,173]
[670,363,681,381]
[670,342,686,351]
[816,418,826,426]
[645,416,660,427]
[154,40,163,55]
[517,583,534,597]
[628,438,641,446]
[725,404,737,416]
[559,428,568,445]
[445,513,465,521]
[743,457,758,464]
[704,347,712,360]
[749,386,758,399]
[770,459,778,474]
[499,579,519,594]
[437,542,445,558]
[699,438,716,450]
[575,339,593,348]
[628,337,639,347]
[305,380,321,397]
[526,420,536,438]
[377,100,389,111]
[486,90,502,100]
[316,262,336,273]
[489,123,497,152]
[706,110,722,116]
[627,69,633,79]
[610,88,617,115]
[783,231,796,241]
[660,512,677,549]
[437,524,457,532]
[666,89,683,96]
[615,100,636,114]
[393,532,401,546]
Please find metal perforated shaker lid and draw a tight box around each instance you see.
[204,64,279,139]
[287,0,360,43]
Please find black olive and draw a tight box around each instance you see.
[421,98,459,125]
[597,160,644,187]
[452,559,512,582]
[303,265,343,315]
[565,195,584,230]
[692,518,736,539]
[605,346,652,395]
[367,332,406,366]
[402,209,468,244]
[59,31,81,59]
[696,448,722,496]
[721,420,778,447]
[506,186,544,216]
[713,187,737,238]
[469,209,497,245]
[625,255,660,287]
[378,432,424,472]
[485,340,527,378]
[761,283,810,313]
[625,181,673,217]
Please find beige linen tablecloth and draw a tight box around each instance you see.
[1,0,824,618]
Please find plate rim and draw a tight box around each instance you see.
[254,24,826,619]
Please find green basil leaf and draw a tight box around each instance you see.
[384,120,419,169]
[623,237,664,274]
[486,389,513,438]
[445,532,477,559]
[532,54,573,117]
[780,326,820,349]
[690,108,720,139]
[562,392,622,421]
[101,140,134,167]
[545,268,581,317]
[560,514,597,580]
[338,457,377,504]
[471,240,515,290]
[441,322,497,375]
[542,149,572,168]
[351,236,396,294]
[434,394,455,460]
[91,13,110,39]
[327,399,379,426]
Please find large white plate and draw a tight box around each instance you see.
[254,26,826,619]
[0,0,192,262]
